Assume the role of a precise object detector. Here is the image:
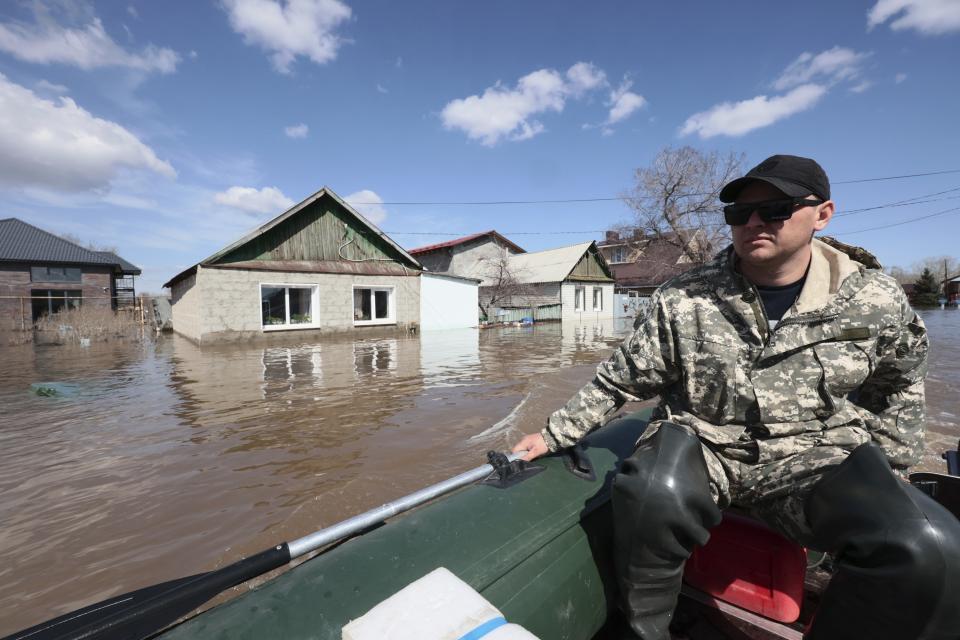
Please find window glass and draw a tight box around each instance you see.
[354,287,394,323]
[593,287,603,310]
[30,290,82,321]
[288,287,312,324]
[31,266,82,283]
[261,287,286,325]
[374,290,389,319]
[575,286,584,311]
[354,289,372,321]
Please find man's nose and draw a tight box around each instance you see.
[745,209,765,227]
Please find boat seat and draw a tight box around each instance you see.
[683,512,807,624]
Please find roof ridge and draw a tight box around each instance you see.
[0,217,114,265]
[515,240,592,255]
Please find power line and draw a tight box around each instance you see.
[835,186,960,217]
[835,205,960,236]
[833,169,960,185]
[352,168,960,207]
[388,184,960,237]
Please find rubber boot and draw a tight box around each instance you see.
[611,422,721,640]
[805,443,960,640]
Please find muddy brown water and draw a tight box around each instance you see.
[1,311,958,635]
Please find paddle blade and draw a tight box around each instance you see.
[4,544,290,640]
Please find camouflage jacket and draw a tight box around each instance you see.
[542,237,928,470]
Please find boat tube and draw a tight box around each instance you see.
[157,410,653,640]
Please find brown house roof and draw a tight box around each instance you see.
[408,230,525,256]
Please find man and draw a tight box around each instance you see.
[513,155,960,639]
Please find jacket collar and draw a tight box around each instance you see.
[713,238,864,315]
[794,238,861,314]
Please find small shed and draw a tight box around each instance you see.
[943,275,960,304]
[163,187,423,343]
[479,241,614,322]
[420,272,480,330]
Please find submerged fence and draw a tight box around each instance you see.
[493,304,563,323]
[0,295,146,332]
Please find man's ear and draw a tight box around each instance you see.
[813,200,835,231]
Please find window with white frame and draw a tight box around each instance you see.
[574,286,585,311]
[593,287,603,311]
[353,286,395,325]
[611,246,626,263]
[260,284,318,330]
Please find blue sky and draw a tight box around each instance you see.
[0,0,958,292]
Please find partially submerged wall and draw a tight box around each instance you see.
[184,268,420,343]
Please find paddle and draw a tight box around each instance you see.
[4,451,525,640]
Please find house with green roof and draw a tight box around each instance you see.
[162,187,423,344]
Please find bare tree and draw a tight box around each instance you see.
[622,146,745,265]
[59,231,119,254]
[887,255,960,289]
[884,265,913,285]
[913,256,960,288]
[477,250,532,320]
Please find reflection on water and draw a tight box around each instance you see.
[1,312,956,634]
[0,319,630,634]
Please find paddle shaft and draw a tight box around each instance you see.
[288,452,523,557]
[5,452,524,640]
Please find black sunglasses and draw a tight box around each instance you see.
[723,197,823,226]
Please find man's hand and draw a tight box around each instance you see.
[512,433,549,461]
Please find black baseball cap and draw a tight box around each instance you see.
[719,155,830,203]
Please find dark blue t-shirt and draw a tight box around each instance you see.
[756,277,806,329]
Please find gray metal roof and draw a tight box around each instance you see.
[96,251,142,275]
[0,218,140,273]
[480,241,599,286]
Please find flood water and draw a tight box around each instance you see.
[1,311,958,634]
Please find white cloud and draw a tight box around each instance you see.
[680,84,827,139]
[0,13,179,73]
[376,83,388,94]
[681,46,868,139]
[284,123,309,138]
[606,79,646,125]
[895,72,908,83]
[344,189,387,225]
[0,74,175,191]
[214,186,294,215]
[440,62,612,146]
[773,47,869,91]
[565,62,607,96]
[868,0,960,34]
[221,0,352,74]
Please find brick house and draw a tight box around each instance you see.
[596,229,706,297]
[0,218,141,333]
[163,187,423,344]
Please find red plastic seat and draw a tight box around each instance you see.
[683,512,807,623]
